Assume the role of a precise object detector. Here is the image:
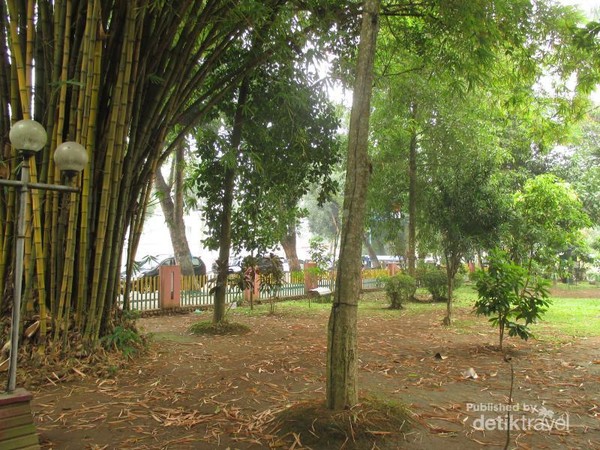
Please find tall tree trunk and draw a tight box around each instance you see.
[154,142,194,275]
[326,0,380,411]
[407,111,418,277]
[281,224,301,271]
[214,78,249,324]
[363,234,381,268]
[329,204,341,287]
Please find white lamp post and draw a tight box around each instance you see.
[2,119,87,393]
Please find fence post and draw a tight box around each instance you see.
[304,262,318,294]
[387,263,399,276]
[159,265,181,309]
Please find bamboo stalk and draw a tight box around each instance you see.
[6,0,29,117]
[91,3,141,343]
[122,179,152,311]
[50,0,73,325]
[25,0,34,106]
[56,188,79,347]
[28,162,48,342]
[86,4,136,343]
[75,0,100,330]
[0,41,20,308]
[41,0,64,315]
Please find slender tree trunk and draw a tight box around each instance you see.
[214,166,235,323]
[173,143,195,274]
[363,234,381,268]
[326,0,380,411]
[443,253,460,326]
[499,319,505,350]
[407,114,418,277]
[281,224,301,271]
[154,156,194,275]
[154,143,194,275]
[214,78,249,323]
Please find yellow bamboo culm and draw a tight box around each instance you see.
[6,0,30,118]
[49,0,73,322]
[74,1,101,329]
[88,4,137,343]
[25,0,35,105]
[55,190,80,347]
[28,163,49,343]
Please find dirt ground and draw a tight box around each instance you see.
[26,288,600,449]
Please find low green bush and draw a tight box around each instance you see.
[418,269,448,302]
[380,274,416,309]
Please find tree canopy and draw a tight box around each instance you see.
[190,60,341,255]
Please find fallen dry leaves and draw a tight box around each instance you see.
[19,295,600,449]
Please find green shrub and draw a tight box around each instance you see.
[419,269,448,302]
[381,274,416,309]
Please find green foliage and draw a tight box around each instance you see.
[233,255,259,293]
[304,169,345,243]
[544,110,600,225]
[100,310,144,358]
[474,250,551,349]
[509,174,591,271]
[309,236,331,273]
[417,268,448,303]
[190,53,342,255]
[101,326,143,359]
[380,274,416,309]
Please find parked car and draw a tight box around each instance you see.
[211,254,290,274]
[211,256,243,274]
[140,256,206,278]
[256,254,290,273]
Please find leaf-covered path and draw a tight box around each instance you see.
[32,292,600,449]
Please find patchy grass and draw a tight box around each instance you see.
[228,284,599,341]
[188,320,251,335]
[551,281,600,292]
[275,396,413,450]
[454,283,600,341]
[538,297,600,339]
[231,299,332,319]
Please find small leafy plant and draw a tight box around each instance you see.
[381,274,416,309]
[101,310,144,358]
[101,325,143,358]
[259,254,285,314]
[474,249,551,350]
[308,237,331,273]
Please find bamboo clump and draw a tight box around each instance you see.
[0,0,288,351]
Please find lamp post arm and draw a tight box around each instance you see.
[0,178,80,193]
